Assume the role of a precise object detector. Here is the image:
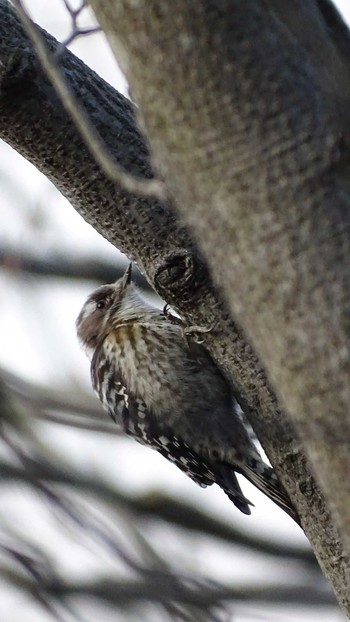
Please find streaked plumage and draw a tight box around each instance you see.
[76,264,299,523]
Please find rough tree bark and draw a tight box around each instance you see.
[0,0,349,614]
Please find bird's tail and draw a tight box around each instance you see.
[238,458,301,525]
[216,465,254,515]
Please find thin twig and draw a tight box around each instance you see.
[0,458,315,564]
[60,26,101,49]
[0,245,152,290]
[12,0,167,201]
[0,566,336,607]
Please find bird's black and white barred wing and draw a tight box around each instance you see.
[90,340,253,512]
[91,340,214,487]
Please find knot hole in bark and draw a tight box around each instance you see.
[154,249,207,304]
[0,48,38,91]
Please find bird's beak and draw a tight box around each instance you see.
[121,262,132,288]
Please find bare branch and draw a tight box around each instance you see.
[58,0,101,50]
[0,245,152,290]
[0,459,315,565]
[0,566,336,608]
[12,0,166,201]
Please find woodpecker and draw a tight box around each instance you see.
[76,264,299,523]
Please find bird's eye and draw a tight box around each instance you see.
[96,300,106,310]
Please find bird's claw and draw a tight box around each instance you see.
[163,304,216,343]
[183,322,217,344]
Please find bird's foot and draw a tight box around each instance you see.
[183,322,216,344]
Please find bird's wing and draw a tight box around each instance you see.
[91,337,256,515]
[91,341,215,487]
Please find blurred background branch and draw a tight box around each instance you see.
[0,342,332,622]
[0,245,151,289]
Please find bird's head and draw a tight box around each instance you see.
[76,263,144,355]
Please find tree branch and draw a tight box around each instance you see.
[12,0,166,201]
[0,567,335,608]
[0,244,152,289]
[0,460,315,564]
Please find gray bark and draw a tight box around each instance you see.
[0,0,349,613]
